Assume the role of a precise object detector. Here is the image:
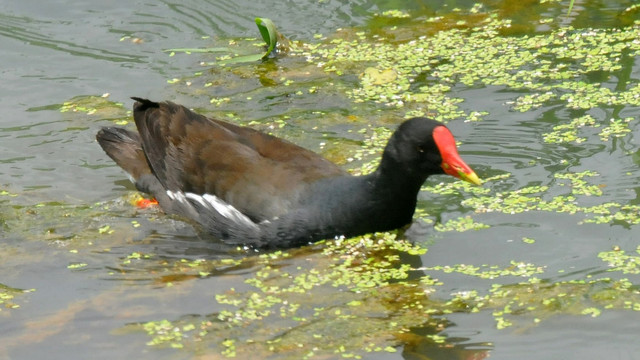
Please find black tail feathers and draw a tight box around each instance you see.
[96,127,151,181]
[131,97,159,112]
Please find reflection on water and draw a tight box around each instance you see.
[0,13,143,63]
[1,1,640,359]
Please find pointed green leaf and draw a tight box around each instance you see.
[163,47,230,54]
[567,0,574,17]
[218,53,265,65]
[255,17,278,59]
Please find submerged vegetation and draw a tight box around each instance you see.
[125,4,640,352]
[0,284,33,311]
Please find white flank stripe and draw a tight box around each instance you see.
[166,190,187,203]
[126,174,136,185]
[184,192,209,208]
[166,190,258,229]
[186,192,258,229]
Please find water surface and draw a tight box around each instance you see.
[2,1,640,359]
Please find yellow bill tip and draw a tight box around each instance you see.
[459,171,482,186]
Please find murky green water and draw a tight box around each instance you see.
[2,1,640,359]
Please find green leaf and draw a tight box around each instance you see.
[215,18,280,65]
[567,0,574,17]
[163,47,230,54]
[177,17,280,65]
[218,53,265,65]
[255,17,278,59]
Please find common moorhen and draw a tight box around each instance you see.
[97,98,481,248]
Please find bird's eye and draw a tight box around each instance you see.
[417,145,425,153]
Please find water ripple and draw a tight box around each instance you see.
[0,13,144,63]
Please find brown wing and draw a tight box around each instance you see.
[131,98,346,221]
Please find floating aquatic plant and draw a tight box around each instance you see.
[0,284,34,311]
[40,4,640,358]
[165,17,282,64]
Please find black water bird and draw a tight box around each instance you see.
[96,98,481,248]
